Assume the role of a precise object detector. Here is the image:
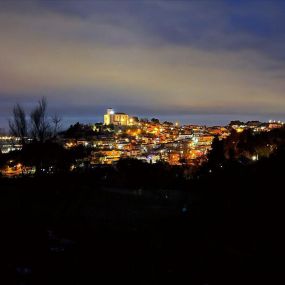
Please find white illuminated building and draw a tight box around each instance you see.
[104,108,133,126]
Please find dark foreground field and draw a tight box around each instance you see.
[0,163,283,284]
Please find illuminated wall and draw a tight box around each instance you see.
[103,109,130,126]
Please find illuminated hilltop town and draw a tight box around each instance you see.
[0,108,284,176]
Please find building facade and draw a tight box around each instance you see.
[104,108,131,126]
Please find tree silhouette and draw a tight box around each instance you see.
[51,113,62,139]
[9,104,28,144]
[207,135,225,168]
[9,97,62,144]
[30,97,52,143]
[151,118,160,124]
[7,98,67,174]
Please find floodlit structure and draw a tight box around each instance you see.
[104,108,130,126]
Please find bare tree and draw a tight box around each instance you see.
[30,97,52,143]
[9,97,62,144]
[9,104,27,144]
[51,113,62,138]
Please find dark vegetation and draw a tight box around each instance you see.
[1,108,285,283]
[9,97,61,144]
[63,122,97,139]
[1,155,284,284]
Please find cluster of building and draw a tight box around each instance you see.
[0,135,22,154]
[1,108,284,176]
[0,161,36,178]
[66,109,227,167]
[230,120,284,133]
[64,110,285,168]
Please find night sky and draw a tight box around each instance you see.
[1,0,285,129]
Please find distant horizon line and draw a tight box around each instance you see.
[0,113,284,134]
